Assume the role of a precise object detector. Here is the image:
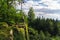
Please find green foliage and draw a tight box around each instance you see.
[0,0,28,40]
[28,7,35,27]
[13,28,26,40]
[0,0,60,40]
[0,22,11,40]
[39,31,45,40]
[28,7,35,21]
[19,28,26,40]
[29,27,39,40]
[28,16,60,40]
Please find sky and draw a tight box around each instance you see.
[16,0,60,20]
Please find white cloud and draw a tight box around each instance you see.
[38,13,60,20]
[24,0,60,10]
[41,0,60,9]
[16,0,60,10]
[16,0,60,20]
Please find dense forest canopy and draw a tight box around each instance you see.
[0,0,60,40]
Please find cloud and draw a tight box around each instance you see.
[38,13,60,20]
[34,8,60,13]
[16,0,60,20]
[40,0,60,9]
[23,0,60,9]
[38,3,48,7]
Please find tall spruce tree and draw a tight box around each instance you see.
[28,7,35,27]
[28,7,35,21]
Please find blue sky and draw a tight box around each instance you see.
[16,0,60,20]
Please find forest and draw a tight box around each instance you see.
[0,0,60,40]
